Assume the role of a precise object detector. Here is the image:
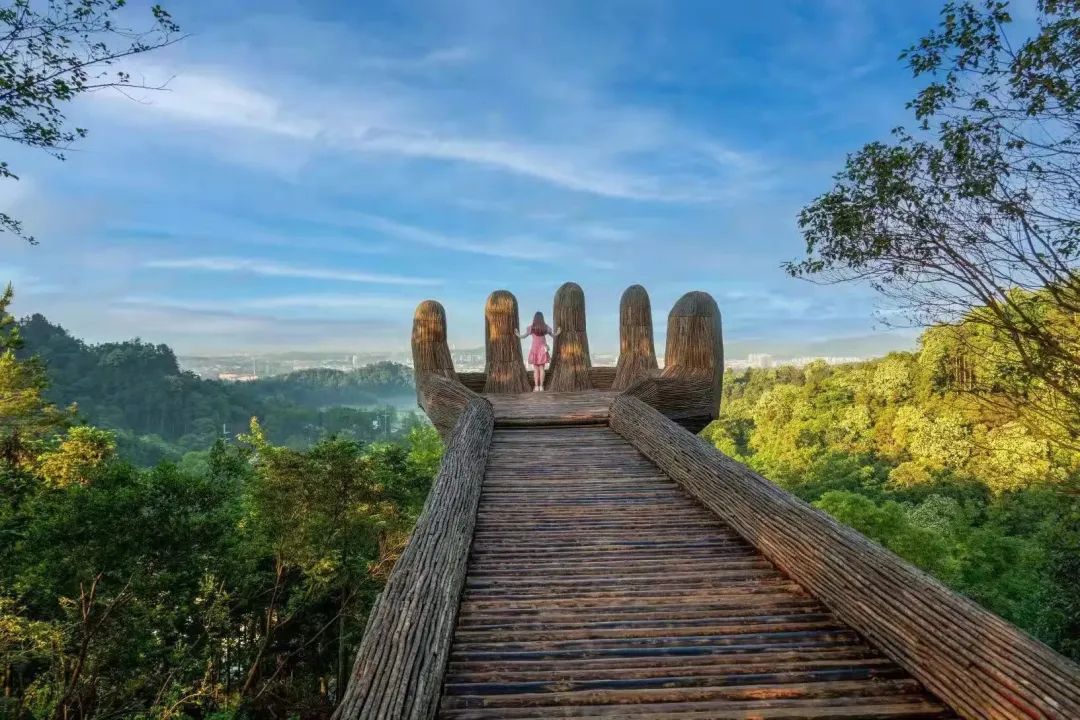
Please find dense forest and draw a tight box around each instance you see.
[15,315,421,465]
[704,319,1080,661]
[1,288,445,719]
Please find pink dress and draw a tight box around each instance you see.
[527,326,551,366]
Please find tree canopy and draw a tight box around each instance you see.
[0,298,443,718]
[1,0,181,242]
[788,0,1080,446]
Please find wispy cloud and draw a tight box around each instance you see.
[345,213,619,270]
[121,293,416,313]
[349,213,567,261]
[143,257,439,285]
[109,66,321,139]
[352,45,477,72]
[0,265,64,296]
[92,61,766,202]
[349,131,724,201]
[104,302,401,352]
[18,2,930,357]
[722,289,816,318]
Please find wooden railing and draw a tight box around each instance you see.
[331,398,492,720]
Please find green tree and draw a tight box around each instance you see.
[787,0,1080,445]
[235,421,431,709]
[35,425,115,487]
[1,0,181,242]
[0,286,67,463]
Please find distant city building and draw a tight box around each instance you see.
[747,353,775,369]
[181,348,866,380]
[787,356,862,367]
[218,372,259,382]
[725,355,864,372]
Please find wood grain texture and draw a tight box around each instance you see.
[484,390,618,427]
[411,300,458,406]
[613,284,658,391]
[334,398,493,720]
[410,299,487,438]
[419,375,485,439]
[588,366,617,391]
[608,394,1080,720]
[483,290,531,394]
[457,372,487,394]
[622,375,713,433]
[622,291,723,432]
[549,282,593,392]
[437,424,956,719]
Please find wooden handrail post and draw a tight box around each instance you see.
[411,300,456,405]
[411,300,483,437]
[612,284,658,390]
[483,290,530,394]
[663,290,724,421]
[622,290,722,432]
[548,282,593,391]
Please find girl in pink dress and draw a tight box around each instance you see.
[518,311,560,392]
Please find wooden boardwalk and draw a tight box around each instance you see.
[438,399,956,718]
[485,390,619,427]
[338,291,1080,720]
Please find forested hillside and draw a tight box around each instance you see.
[1,289,444,718]
[704,325,1080,660]
[16,315,420,463]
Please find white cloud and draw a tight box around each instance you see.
[89,61,766,202]
[344,213,619,270]
[722,289,816,317]
[251,294,415,310]
[574,223,636,244]
[121,293,415,313]
[103,302,403,353]
[348,213,567,261]
[349,130,714,201]
[143,256,439,285]
[352,45,478,72]
[0,264,63,297]
[97,65,321,139]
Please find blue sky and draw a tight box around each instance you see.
[2,0,955,355]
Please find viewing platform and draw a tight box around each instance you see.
[333,284,1080,720]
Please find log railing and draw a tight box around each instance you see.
[455,366,617,392]
[331,398,493,720]
[609,394,1080,720]
[410,299,484,437]
[455,371,486,394]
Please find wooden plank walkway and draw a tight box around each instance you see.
[438,420,957,719]
[484,390,620,427]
